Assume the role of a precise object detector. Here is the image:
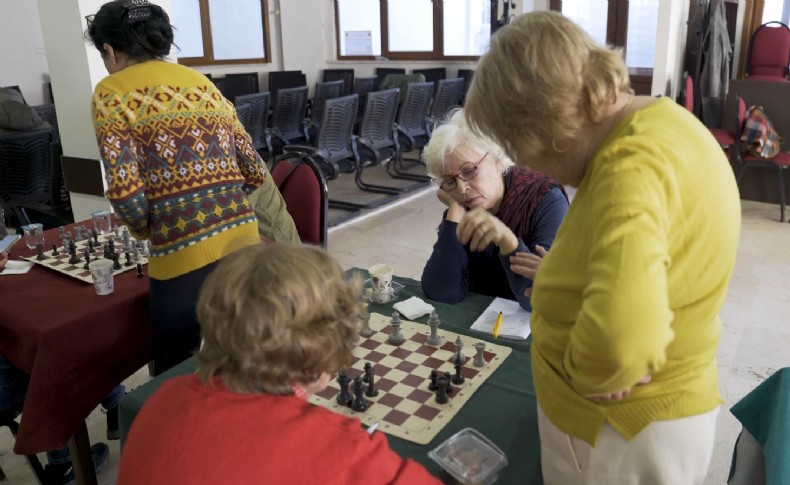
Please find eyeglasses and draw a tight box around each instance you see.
[439,152,489,192]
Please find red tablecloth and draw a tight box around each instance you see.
[0,220,151,454]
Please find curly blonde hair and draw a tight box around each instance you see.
[197,243,363,395]
[465,11,630,163]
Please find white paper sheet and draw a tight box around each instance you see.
[470,297,531,340]
[0,260,34,275]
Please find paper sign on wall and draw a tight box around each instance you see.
[345,31,373,55]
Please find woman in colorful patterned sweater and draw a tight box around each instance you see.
[88,0,293,374]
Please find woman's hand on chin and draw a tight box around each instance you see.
[456,208,518,253]
[437,188,466,222]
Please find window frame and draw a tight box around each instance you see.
[334,0,493,62]
[177,0,272,66]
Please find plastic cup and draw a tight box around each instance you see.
[89,259,114,296]
[368,264,393,292]
[21,223,45,250]
[91,210,112,235]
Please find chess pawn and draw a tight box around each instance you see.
[435,377,450,404]
[428,370,438,391]
[358,311,374,338]
[36,243,46,261]
[124,251,133,267]
[473,342,486,368]
[136,263,144,278]
[451,354,465,385]
[83,250,91,270]
[387,311,405,344]
[51,243,59,257]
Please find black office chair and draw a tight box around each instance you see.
[429,78,465,133]
[413,68,446,94]
[270,86,309,154]
[393,82,434,179]
[268,71,307,108]
[235,103,252,131]
[353,76,378,122]
[32,104,59,142]
[213,73,258,101]
[323,69,355,96]
[234,92,272,157]
[357,89,429,195]
[308,80,344,141]
[457,69,474,105]
[375,68,406,90]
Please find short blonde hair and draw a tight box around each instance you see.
[423,109,514,181]
[197,243,362,395]
[465,11,630,161]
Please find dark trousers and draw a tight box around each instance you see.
[149,261,218,375]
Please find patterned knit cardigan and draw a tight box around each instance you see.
[92,61,265,280]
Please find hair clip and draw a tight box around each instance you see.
[126,0,152,23]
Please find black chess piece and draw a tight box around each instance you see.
[67,242,80,264]
[124,251,132,267]
[364,364,378,397]
[428,370,438,391]
[111,253,122,271]
[136,263,144,278]
[351,375,369,412]
[362,362,372,383]
[93,231,99,245]
[435,377,450,404]
[51,244,58,256]
[108,239,115,255]
[444,372,454,394]
[336,370,352,406]
[83,250,91,270]
[452,353,465,385]
[36,243,45,261]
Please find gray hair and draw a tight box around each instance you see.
[422,109,514,182]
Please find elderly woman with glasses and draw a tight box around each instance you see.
[420,110,569,310]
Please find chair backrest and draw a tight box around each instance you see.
[268,71,307,106]
[747,22,790,78]
[413,68,447,89]
[354,76,377,97]
[359,88,400,153]
[271,153,328,247]
[311,80,345,127]
[32,104,59,142]
[681,71,694,112]
[396,82,434,138]
[271,86,309,143]
[235,103,252,132]
[213,73,258,101]
[323,69,355,96]
[430,78,465,122]
[234,92,271,151]
[316,94,359,163]
[380,74,426,103]
[0,125,55,205]
[457,69,475,104]
[375,68,406,90]
[732,94,751,161]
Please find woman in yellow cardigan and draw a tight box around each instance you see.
[465,12,741,485]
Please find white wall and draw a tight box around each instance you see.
[652,0,690,98]
[0,0,51,105]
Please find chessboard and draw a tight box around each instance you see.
[309,312,512,445]
[22,228,148,284]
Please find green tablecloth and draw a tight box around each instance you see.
[119,270,542,484]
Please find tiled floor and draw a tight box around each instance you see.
[1,191,787,484]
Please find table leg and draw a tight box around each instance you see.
[67,421,98,485]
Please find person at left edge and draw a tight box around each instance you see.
[87,0,296,375]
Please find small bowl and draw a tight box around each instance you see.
[362,279,405,304]
[428,428,508,485]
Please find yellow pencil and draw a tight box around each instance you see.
[492,311,503,338]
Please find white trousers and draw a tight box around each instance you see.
[537,405,719,485]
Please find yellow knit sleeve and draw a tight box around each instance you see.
[562,147,675,396]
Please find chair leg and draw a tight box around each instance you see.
[778,165,785,223]
[736,163,748,185]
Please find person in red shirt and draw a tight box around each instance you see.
[118,243,441,484]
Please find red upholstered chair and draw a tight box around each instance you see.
[746,22,790,82]
[681,71,695,113]
[681,71,738,155]
[734,94,790,222]
[270,153,329,247]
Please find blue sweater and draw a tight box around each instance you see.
[421,187,568,310]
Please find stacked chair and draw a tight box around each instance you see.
[308,80,344,141]
[234,92,273,160]
[323,69,355,96]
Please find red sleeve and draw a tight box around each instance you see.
[349,431,442,484]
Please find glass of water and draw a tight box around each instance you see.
[22,223,45,250]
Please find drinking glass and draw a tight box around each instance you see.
[22,223,44,250]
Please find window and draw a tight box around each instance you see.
[550,0,659,93]
[172,0,271,65]
[334,0,491,60]
[762,0,790,24]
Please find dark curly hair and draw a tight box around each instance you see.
[86,0,174,60]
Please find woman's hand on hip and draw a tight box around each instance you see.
[436,188,466,222]
[456,208,518,254]
[586,375,653,402]
[510,245,547,279]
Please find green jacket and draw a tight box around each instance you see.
[247,174,300,244]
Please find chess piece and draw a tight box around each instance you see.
[136,263,144,278]
[426,310,441,346]
[454,336,464,362]
[83,250,91,270]
[452,353,465,385]
[387,311,405,344]
[51,243,58,256]
[362,362,372,382]
[336,370,352,406]
[435,377,450,404]
[111,253,122,271]
[364,364,378,397]
[428,370,438,391]
[122,227,132,252]
[92,231,99,245]
[443,372,454,394]
[359,311,374,338]
[87,237,95,253]
[351,375,369,412]
[124,251,133,267]
[68,241,80,264]
[108,239,115,255]
[36,243,46,261]
[473,342,486,368]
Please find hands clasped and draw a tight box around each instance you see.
[456,208,518,254]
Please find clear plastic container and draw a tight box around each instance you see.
[362,279,404,303]
[428,428,508,485]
